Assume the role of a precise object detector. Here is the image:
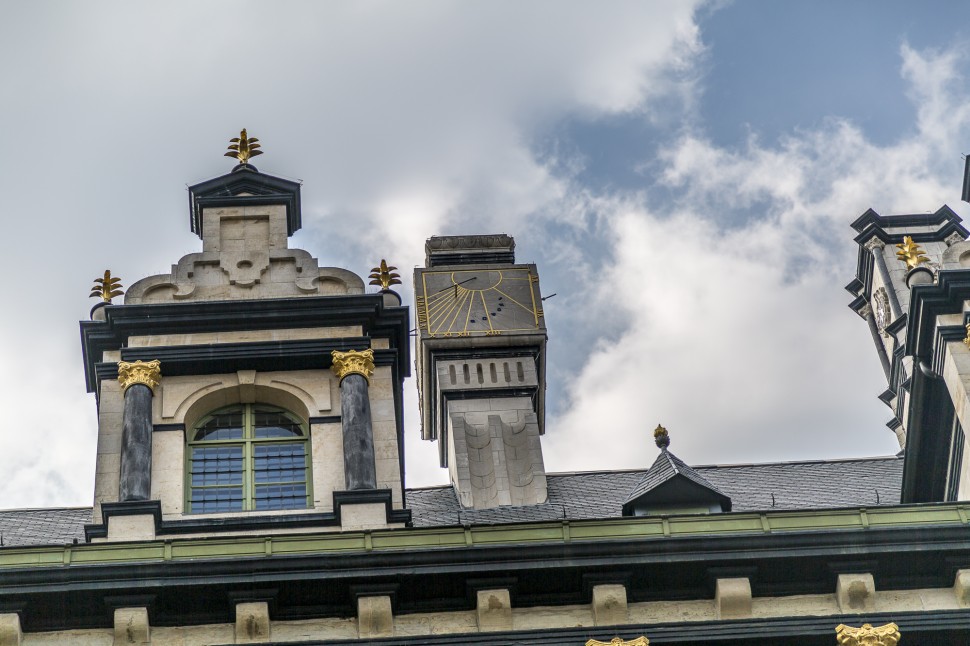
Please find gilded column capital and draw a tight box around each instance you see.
[835,622,900,646]
[331,349,375,384]
[117,360,162,393]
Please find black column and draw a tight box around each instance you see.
[119,383,153,501]
[116,359,159,504]
[340,373,377,490]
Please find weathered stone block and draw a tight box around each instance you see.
[715,577,752,619]
[113,607,150,645]
[358,596,393,638]
[954,569,970,607]
[0,614,21,646]
[591,584,627,626]
[836,573,876,612]
[476,589,512,631]
[235,601,271,643]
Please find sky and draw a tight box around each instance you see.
[2,1,970,507]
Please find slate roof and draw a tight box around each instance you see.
[0,507,91,547]
[407,456,904,527]
[0,457,904,544]
[623,449,732,512]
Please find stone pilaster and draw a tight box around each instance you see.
[117,360,160,502]
[331,350,377,490]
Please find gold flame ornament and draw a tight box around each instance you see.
[586,638,649,646]
[90,270,124,303]
[895,236,929,270]
[835,622,900,646]
[225,128,263,164]
[369,259,402,290]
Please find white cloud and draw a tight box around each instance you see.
[545,44,970,472]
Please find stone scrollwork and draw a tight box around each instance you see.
[586,638,649,646]
[117,360,162,393]
[835,622,900,646]
[872,288,890,335]
[331,349,375,384]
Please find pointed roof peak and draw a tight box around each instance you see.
[622,426,731,515]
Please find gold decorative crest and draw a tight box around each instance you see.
[331,349,375,384]
[90,270,124,303]
[369,260,402,290]
[117,360,161,393]
[895,236,929,269]
[225,128,263,164]
[835,622,900,646]
[585,638,649,646]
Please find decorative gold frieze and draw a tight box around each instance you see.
[331,349,375,384]
[586,638,649,646]
[90,270,124,303]
[368,260,402,290]
[225,128,263,165]
[117,360,161,393]
[835,622,900,646]
[964,323,970,349]
[895,236,929,269]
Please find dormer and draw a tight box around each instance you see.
[622,426,731,516]
[81,133,411,542]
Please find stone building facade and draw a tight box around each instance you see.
[0,157,967,644]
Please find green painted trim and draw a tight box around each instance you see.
[6,502,970,570]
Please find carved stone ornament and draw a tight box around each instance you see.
[863,237,886,252]
[835,622,900,646]
[331,349,375,384]
[425,234,515,252]
[873,288,890,334]
[117,360,162,393]
[945,231,965,247]
[586,638,649,646]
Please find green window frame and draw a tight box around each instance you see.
[186,404,312,514]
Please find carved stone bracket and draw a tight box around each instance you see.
[835,622,900,646]
[331,349,375,384]
[118,360,162,393]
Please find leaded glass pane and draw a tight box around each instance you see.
[254,484,307,510]
[253,410,303,438]
[253,444,305,483]
[190,446,243,486]
[190,487,244,513]
[195,410,244,441]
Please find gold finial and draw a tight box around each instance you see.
[654,424,670,450]
[117,360,162,393]
[224,128,263,165]
[90,270,124,303]
[895,236,930,269]
[586,638,649,646]
[331,349,375,384]
[835,622,900,646]
[368,260,402,291]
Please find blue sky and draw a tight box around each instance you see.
[2,1,970,505]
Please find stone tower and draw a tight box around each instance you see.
[413,235,549,509]
[81,154,412,541]
[847,205,970,502]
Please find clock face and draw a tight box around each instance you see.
[416,268,543,337]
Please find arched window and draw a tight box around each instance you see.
[187,404,311,513]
